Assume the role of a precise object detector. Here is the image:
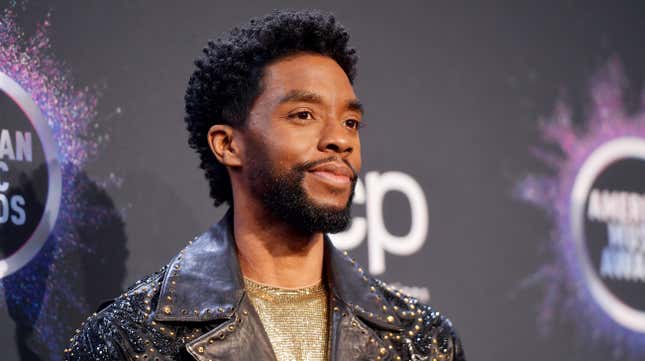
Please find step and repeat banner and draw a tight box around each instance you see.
[1,1,644,360]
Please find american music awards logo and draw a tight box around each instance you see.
[572,137,645,332]
[517,60,645,357]
[0,7,111,358]
[0,71,61,278]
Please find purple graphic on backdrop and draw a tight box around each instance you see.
[0,6,123,360]
[516,59,645,360]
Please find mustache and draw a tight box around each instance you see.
[295,156,358,180]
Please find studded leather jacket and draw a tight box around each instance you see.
[64,212,466,361]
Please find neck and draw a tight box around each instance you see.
[232,198,325,289]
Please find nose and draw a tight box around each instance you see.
[318,119,355,155]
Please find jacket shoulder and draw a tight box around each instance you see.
[373,279,466,361]
[63,308,129,360]
[64,268,176,360]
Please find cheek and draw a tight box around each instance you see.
[341,137,362,176]
[263,127,320,165]
[353,141,362,170]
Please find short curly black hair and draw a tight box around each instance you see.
[184,9,358,207]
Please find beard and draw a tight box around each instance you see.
[246,140,356,235]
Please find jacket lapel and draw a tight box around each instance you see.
[186,294,277,361]
[328,296,394,361]
[324,237,403,361]
[151,211,277,361]
[153,211,242,323]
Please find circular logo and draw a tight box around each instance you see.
[0,71,61,278]
[571,137,645,332]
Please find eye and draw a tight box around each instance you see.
[344,118,364,130]
[289,111,314,120]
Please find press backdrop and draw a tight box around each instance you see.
[1,1,645,360]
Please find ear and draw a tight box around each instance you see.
[207,124,242,168]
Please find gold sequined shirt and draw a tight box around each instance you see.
[244,277,328,361]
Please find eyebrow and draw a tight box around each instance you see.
[278,89,364,115]
[347,99,364,115]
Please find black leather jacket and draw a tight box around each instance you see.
[64,212,466,360]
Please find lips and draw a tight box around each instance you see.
[308,162,355,185]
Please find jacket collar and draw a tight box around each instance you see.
[153,210,402,331]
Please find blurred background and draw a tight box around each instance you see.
[1,1,645,360]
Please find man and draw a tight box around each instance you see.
[65,10,465,361]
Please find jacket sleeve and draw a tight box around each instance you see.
[64,313,128,361]
[449,319,466,361]
[416,308,466,361]
[433,314,466,361]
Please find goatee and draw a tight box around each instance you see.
[247,149,356,235]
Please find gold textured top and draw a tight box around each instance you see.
[244,277,329,361]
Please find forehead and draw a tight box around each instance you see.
[260,53,356,102]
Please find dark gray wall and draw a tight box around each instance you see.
[1,1,645,360]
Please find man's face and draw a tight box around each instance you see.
[241,53,363,234]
